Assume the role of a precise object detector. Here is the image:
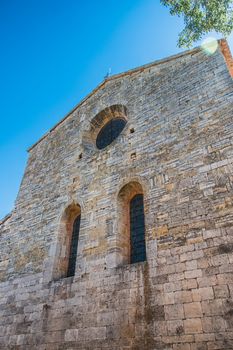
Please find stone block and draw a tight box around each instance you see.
[185,269,202,279]
[184,302,203,318]
[213,285,230,298]
[165,304,184,320]
[174,291,193,304]
[184,318,203,334]
[167,320,184,335]
[65,329,79,342]
[192,287,214,302]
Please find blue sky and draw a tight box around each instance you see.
[0,0,233,219]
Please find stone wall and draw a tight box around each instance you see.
[0,40,233,349]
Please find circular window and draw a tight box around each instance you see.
[96,118,127,150]
[82,105,128,154]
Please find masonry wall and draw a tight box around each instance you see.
[1,41,233,349]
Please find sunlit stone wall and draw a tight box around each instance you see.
[0,40,233,350]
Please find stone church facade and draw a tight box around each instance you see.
[0,39,233,350]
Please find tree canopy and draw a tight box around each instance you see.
[161,0,233,47]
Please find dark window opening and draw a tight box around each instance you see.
[96,118,126,150]
[130,194,146,264]
[67,214,81,277]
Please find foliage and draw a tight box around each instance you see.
[161,0,233,47]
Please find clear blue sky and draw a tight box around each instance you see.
[1,0,233,219]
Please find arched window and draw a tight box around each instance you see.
[130,194,146,263]
[67,213,81,277]
[52,203,81,280]
[117,182,146,265]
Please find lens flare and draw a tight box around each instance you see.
[201,37,218,55]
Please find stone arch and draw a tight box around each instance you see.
[115,175,148,202]
[52,202,81,280]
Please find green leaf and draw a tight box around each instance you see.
[160,0,233,47]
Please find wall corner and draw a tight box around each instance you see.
[219,39,233,78]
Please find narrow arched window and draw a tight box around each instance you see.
[117,182,146,266]
[130,194,146,263]
[67,214,81,277]
[52,203,81,281]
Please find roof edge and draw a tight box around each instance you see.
[0,213,12,226]
[27,43,211,152]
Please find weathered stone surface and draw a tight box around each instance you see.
[0,39,233,349]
